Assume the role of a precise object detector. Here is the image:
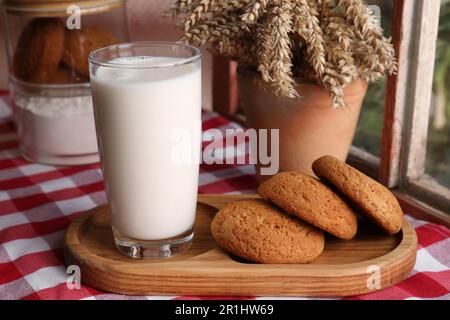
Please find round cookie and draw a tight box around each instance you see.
[13,18,65,83]
[312,156,404,235]
[258,172,358,240]
[62,27,118,77]
[211,199,324,264]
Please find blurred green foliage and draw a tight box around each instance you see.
[427,0,450,187]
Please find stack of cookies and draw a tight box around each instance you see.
[211,156,404,264]
[13,18,118,84]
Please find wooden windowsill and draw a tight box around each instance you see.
[394,190,450,227]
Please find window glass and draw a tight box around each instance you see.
[426,0,450,188]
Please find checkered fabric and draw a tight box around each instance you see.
[0,91,449,300]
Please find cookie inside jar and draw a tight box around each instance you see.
[2,0,129,166]
[8,2,127,85]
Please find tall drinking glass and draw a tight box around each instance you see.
[89,42,201,259]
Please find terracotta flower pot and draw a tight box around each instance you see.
[238,68,368,179]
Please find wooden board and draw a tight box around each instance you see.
[64,194,417,297]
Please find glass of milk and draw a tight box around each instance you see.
[89,42,201,259]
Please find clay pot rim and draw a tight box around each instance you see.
[238,66,318,87]
[237,66,368,90]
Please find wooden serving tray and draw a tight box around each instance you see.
[64,194,417,297]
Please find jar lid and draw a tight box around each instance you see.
[4,0,126,16]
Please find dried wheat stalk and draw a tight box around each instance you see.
[241,0,269,26]
[257,0,297,98]
[170,0,397,108]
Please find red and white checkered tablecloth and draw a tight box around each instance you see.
[0,91,449,300]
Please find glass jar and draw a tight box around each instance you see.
[1,0,129,165]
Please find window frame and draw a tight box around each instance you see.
[385,0,450,216]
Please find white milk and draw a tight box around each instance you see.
[91,56,201,240]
